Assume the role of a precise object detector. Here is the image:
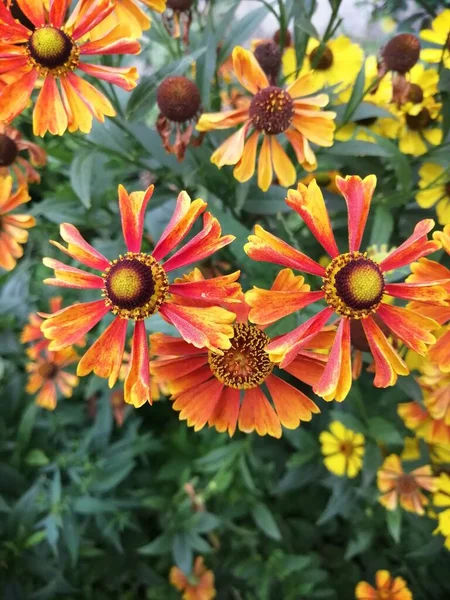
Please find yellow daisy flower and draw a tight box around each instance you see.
[283,35,364,93]
[319,421,365,478]
[90,0,167,40]
[416,163,450,226]
[398,63,440,116]
[420,9,450,69]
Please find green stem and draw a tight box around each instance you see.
[276,0,287,51]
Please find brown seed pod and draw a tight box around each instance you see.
[157,76,201,123]
[382,33,420,73]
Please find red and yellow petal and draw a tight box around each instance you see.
[16,0,45,27]
[233,130,259,182]
[355,581,378,600]
[152,191,206,262]
[380,219,440,272]
[244,225,325,276]
[245,285,324,325]
[335,174,377,253]
[33,76,69,136]
[169,271,241,305]
[314,318,352,402]
[41,300,110,351]
[232,46,269,95]
[385,281,449,304]
[208,386,240,437]
[172,378,224,431]
[119,184,154,253]
[77,62,138,91]
[59,75,93,133]
[50,223,110,271]
[0,69,38,124]
[286,179,339,258]
[124,320,151,407]
[197,107,250,132]
[428,329,450,372]
[35,380,58,410]
[211,124,249,167]
[79,24,140,55]
[70,0,116,40]
[149,332,206,357]
[266,374,319,429]
[65,72,116,122]
[43,257,104,289]
[49,0,71,28]
[238,386,281,438]
[377,303,438,355]
[77,317,128,388]
[362,316,409,387]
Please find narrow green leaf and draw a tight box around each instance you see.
[342,64,366,123]
[251,503,282,541]
[173,532,193,573]
[370,205,394,246]
[139,534,172,556]
[386,507,402,543]
[70,152,94,208]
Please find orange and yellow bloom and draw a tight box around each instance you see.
[320,421,365,478]
[244,175,445,402]
[169,556,216,600]
[197,46,336,191]
[26,346,79,410]
[355,570,413,600]
[151,280,329,438]
[0,175,35,271]
[0,123,46,183]
[21,296,64,358]
[377,453,437,515]
[433,473,450,550]
[0,0,141,135]
[42,184,239,408]
[90,0,166,40]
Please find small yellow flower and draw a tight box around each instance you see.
[398,63,439,116]
[416,163,450,226]
[420,9,450,69]
[320,421,365,478]
[433,473,450,550]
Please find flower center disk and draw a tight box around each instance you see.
[157,76,201,122]
[396,474,417,494]
[28,26,77,70]
[103,253,169,321]
[0,134,18,167]
[208,323,274,389]
[38,362,59,379]
[249,86,293,134]
[323,252,385,319]
[406,108,431,130]
[309,45,334,70]
[382,33,420,73]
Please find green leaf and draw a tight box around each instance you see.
[70,151,95,209]
[173,532,193,573]
[51,469,62,506]
[367,417,404,445]
[325,140,391,157]
[345,529,373,559]
[73,497,117,514]
[14,402,38,461]
[138,533,172,556]
[317,481,353,525]
[370,205,394,246]
[217,6,267,63]
[25,449,50,467]
[251,503,282,541]
[294,15,319,39]
[24,530,47,548]
[366,131,413,191]
[342,64,366,123]
[195,15,218,104]
[191,512,221,533]
[386,507,402,543]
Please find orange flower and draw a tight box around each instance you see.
[0,175,35,271]
[90,0,167,40]
[41,184,239,408]
[244,175,444,402]
[169,556,216,600]
[151,274,333,438]
[26,346,79,410]
[0,123,46,183]
[22,296,63,358]
[377,454,437,515]
[197,47,336,191]
[398,401,450,445]
[0,0,141,135]
[355,570,413,600]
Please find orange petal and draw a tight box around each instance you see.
[285,128,317,170]
[16,0,45,27]
[362,316,409,387]
[152,191,206,261]
[211,124,249,167]
[291,114,335,147]
[169,271,241,305]
[124,321,151,407]
[65,72,115,122]
[336,174,377,253]
[428,329,450,372]
[41,300,110,351]
[270,136,296,188]
[266,374,319,429]
[51,223,110,270]
[232,46,269,94]
[284,353,327,388]
[233,130,259,182]
[377,303,438,355]
[160,302,235,353]
[286,72,323,98]
[380,219,440,272]
[118,183,153,253]
[150,332,205,357]
[35,380,58,410]
[78,62,138,91]
[245,286,323,325]
[43,257,104,289]
[172,378,224,431]
[77,317,128,387]
[197,108,249,132]
[208,386,240,436]
[59,75,93,133]
[286,179,339,258]
[49,0,71,28]
[314,318,352,402]
[71,0,116,40]
[244,224,325,276]
[33,75,68,135]
[238,386,281,438]
[0,69,38,123]
[79,24,140,55]
[355,581,378,600]
[151,355,209,385]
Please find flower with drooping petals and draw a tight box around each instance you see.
[89,0,167,40]
[0,123,46,183]
[0,175,35,271]
[41,184,239,408]
[244,175,445,402]
[151,273,332,438]
[320,421,365,478]
[26,347,79,410]
[433,473,450,550]
[420,9,450,70]
[170,556,216,600]
[377,453,437,515]
[399,401,450,446]
[0,0,141,135]
[416,164,450,226]
[377,33,421,103]
[355,570,413,600]
[197,46,336,191]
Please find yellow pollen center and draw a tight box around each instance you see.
[102,253,169,321]
[27,26,79,75]
[322,252,385,319]
[208,323,274,389]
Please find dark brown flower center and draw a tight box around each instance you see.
[397,474,417,494]
[249,86,293,134]
[28,26,74,69]
[38,362,59,379]
[103,253,169,321]
[254,41,282,81]
[323,253,385,318]
[0,134,18,167]
[406,108,431,130]
[166,0,194,10]
[407,83,424,104]
[382,33,420,73]
[208,323,273,389]
[310,45,334,70]
[273,28,292,47]
[157,76,201,122]
[446,182,450,197]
